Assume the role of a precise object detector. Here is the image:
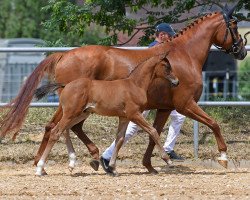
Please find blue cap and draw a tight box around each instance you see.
[156,23,176,36]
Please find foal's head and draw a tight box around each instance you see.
[213,4,247,60]
[155,57,179,87]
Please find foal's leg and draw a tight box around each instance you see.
[180,101,228,168]
[35,110,90,176]
[34,106,100,171]
[108,117,130,176]
[131,112,172,167]
[142,109,171,174]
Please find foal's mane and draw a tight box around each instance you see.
[128,52,168,77]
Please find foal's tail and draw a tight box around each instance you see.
[35,83,65,101]
[0,52,64,139]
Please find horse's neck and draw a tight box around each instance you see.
[170,13,224,69]
[129,60,157,91]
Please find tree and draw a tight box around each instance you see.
[0,0,105,46]
[0,0,48,39]
[42,0,250,46]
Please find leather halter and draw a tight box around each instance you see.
[214,12,243,55]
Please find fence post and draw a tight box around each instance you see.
[223,69,230,99]
[193,120,199,159]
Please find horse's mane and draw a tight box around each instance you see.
[128,12,220,77]
[162,12,220,43]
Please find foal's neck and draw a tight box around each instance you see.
[128,58,159,91]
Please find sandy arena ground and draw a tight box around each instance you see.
[0,159,249,200]
[0,112,249,199]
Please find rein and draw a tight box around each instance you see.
[244,31,250,46]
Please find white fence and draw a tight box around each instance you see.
[0,46,250,102]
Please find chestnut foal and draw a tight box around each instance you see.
[34,54,179,176]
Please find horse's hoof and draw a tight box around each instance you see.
[68,166,74,173]
[35,168,48,176]
[149,169,159,175]
[89,159,99,171]
[108,166,119,177]
[41,170,48,176]
[218,159,228,168]
[35,171,47,176]
[145,166,158,174]
[108,170,119,177]
[167,160,174,168]
[162,158,174,168]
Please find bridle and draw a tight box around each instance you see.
[213,12,244,55]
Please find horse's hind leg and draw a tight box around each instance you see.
[34,105,63,175]
[71,121,100,171]
[180,101,228,168]
[64,129,77,172]
[35,117,71,176]
[142,109,171,174]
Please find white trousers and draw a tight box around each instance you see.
[102,110,185,160]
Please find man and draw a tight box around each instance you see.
[100,23,186,173]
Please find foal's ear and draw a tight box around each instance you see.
[164,59,171,70]
[158,51,170,60]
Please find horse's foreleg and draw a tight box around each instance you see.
[109,117,129,176]
[34,105,63,173]
[142,109,171,174]
[180,101,228,168]
[131,112,172,172]
[71,121,99,160]
[71,121,100,171]
[64,129,77,172]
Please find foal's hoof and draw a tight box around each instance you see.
[167,160,174,168]
[89,159,100,171]
[68,166,74,173]
[218,159,228,168]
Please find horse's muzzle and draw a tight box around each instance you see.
[233,46,247,60]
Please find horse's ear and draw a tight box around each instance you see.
[224,3,238,18]
[223,4,229,13]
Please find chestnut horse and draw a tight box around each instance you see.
[34,54,179,176]
[0,6,247,174]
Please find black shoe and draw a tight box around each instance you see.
[167,151,185,161]
[100,156,113,173]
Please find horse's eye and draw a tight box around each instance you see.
[165,65,171,71]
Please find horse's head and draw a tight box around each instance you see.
[155,57,179,87]
[213,4,247,60]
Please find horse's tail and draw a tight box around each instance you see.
[0,52,64,139]
[35,83,65,101]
